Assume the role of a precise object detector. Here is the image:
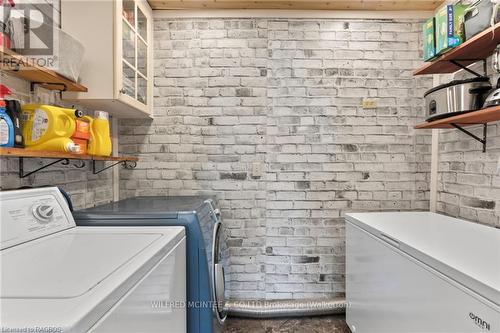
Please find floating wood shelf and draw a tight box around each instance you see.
[415,107,500,152]
[0,148,138,178]
[415,106,500,129]
[413,23,500,76]
[0,47,88,92]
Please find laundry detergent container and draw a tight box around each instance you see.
[21,104,80,153]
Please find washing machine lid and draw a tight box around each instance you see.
[1,226,185,332]
[346,212,500,307]
[2,229,162,298]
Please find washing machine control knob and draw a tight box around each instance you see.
[33,204,55,223]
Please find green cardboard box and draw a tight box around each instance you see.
[435,4,467,55]
[423,17,436,61]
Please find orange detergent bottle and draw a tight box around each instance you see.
[72,117,91,154]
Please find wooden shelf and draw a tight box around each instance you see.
[414,23,500,76]
[0,147,137,162]
[415,106,500,129]
[0,47,88,92]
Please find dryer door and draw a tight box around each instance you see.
[204,199,227,324]
[211,215,227,324]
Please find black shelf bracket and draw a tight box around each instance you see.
[19,157,70,178]
[16,155,135,178]
[92,160,137,175]
[449,60,487,78]
[73,160,87,169]
[450,123,488,153]
[30,82,68,93]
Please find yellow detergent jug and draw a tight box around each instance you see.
[87,111,112,156]
[21,104,81,151]
[26,137,80,153]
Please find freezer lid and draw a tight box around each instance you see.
[1,230,163,298]
[346,212,500,307]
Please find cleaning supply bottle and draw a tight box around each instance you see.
[72,115,91,155]
[21,104,77,150]
[87,111,112,156]
[53,107,87,154]
[6,99,24,148]
[27,137,80,153]
[0,84,14,147]
[1,84,22,147]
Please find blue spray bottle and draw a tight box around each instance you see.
[0,84,14,147]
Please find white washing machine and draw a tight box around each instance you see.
[0,187,187,333]
[346,212,500,333]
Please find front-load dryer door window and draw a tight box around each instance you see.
[202,199,227,323]
[212,221,227,323]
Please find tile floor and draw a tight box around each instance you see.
[225,315,350,333]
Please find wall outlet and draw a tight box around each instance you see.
[251,162,263,178]
[362,98,378,109]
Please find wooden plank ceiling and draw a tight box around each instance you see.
[148,0,442,11]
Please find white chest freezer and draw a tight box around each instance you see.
[346,212,500,333]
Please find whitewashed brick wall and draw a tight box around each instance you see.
[436,61,500,228]
[119,16,433,299]
[437,123,500,227]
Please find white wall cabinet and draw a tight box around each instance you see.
[61,0,153,118]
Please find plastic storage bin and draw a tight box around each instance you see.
[9,17,85,82]
[464,0,500,40]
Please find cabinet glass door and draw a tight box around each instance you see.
[120,0,149,107]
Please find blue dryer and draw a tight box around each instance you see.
[73,196,227,333]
